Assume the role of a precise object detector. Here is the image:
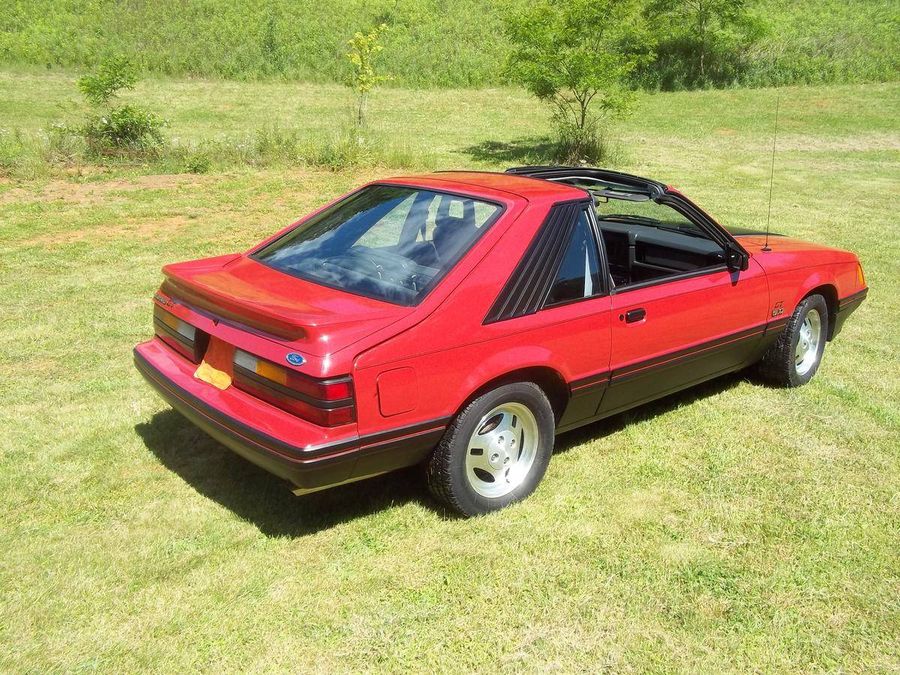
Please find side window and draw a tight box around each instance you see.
[551,176,727,289]
[545,209,602,306]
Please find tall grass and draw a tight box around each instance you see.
[0,124,427,179]
[1,0,896,89]
[0,0,508,88]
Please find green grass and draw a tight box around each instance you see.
[0,72,898,671]
[1,0,898,87]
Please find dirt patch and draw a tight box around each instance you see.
[0,173,210,207]
[26,215,196,247]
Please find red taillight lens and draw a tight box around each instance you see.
[232,350,355,427]
[153,304,207,363]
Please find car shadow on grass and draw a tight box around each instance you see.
[136,372,747,537]
[135,410,438,538]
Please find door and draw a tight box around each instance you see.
[588,192,769,416]
[599,261,769,415]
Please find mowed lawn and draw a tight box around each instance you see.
[0,71,898,671]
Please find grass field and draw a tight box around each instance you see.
[0,71,898,671]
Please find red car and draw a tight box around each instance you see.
[135,167,867,515]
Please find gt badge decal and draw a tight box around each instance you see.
[285,352,306,366]
[771,301,785,317]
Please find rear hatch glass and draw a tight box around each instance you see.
[252,185,503,306]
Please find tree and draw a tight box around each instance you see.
[77,55,138,106]
[76,56,164,152]
[345,24,390,128]
[504,0,654,162]
[644,0,765,88]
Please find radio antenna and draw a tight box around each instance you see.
[763,92,780,252]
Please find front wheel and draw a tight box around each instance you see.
[426,382,555,516]
[758,293,829,387]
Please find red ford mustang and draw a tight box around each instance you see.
[135,167,867,515]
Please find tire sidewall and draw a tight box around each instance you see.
[789,294,828,386]
[447,383,555,515]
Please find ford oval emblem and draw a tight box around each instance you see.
[285,352,305,366]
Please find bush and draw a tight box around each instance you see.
[182,151,212,174]
[82,105,165,153]
[72,58,167,154]
[554,121,622,165]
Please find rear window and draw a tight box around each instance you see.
[252,185,503,305]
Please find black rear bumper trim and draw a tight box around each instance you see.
[134,349,448,489]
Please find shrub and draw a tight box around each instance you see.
[76,56,166,154]
[82,105,165,153]
[554,122,623,166]
[182,151,212,174]
[77,55,138,105]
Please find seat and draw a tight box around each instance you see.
[432,198,477,263]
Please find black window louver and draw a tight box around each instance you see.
[484,200,586,324]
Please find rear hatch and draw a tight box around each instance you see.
[161,253,413,356]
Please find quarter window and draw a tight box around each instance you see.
[545,209,602,306]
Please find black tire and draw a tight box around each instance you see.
[425,382,555,516]
[757,293,829,387]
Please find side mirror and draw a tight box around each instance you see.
[726,246,749,271]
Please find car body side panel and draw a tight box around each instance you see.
[354,296,613,435]
[738,235,866,331]
[601,258,770,415]
[353,198,613,435]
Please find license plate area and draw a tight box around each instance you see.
[192,336,235,390]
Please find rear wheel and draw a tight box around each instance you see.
[758,293,828,387]
[426,382,555,516]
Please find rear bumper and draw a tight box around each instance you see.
[832,288,867,339]
[134,340,447,493]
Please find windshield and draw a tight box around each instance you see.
[252,185,503,305]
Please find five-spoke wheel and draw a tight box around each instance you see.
[464,403,539,499]
[794,308,822,376]
[426,382,555,516]
[759,293,829,387]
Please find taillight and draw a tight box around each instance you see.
[154,304,208,363]
[232,350,355,427]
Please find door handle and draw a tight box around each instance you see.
[624,308,646,323]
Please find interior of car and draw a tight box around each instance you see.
[548,177,727,287]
